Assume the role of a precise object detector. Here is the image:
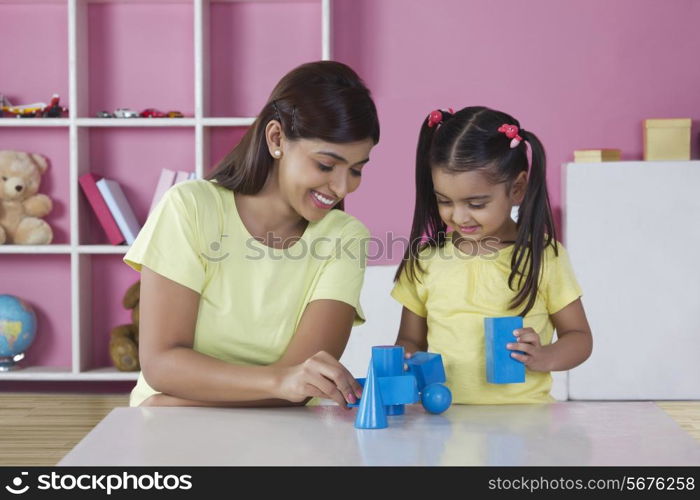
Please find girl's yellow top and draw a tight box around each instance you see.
[391,234,582,404]
[124,180,369,407]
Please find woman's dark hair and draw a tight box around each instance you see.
[206,61,380,211]
[395,106,557,316]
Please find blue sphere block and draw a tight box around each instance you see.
[484,316,525,384]
[405,351,446,391]
[421,383,452,414]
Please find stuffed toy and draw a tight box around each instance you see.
[0,150,53,245]
[109,281,140,371]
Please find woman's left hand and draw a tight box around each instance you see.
[507,328,552,372]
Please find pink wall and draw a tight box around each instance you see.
[2,0,700,381]
[334,0,700,263]
[209,1,322,117]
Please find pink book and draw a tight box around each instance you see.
[148,168,177,215]
[78,173,125,245]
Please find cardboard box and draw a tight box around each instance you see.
[574,149,622,163]
[644,118,691,161]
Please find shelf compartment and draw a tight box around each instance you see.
[0,128,71,245]
[0,1,69,119]
[84,1,194,118]
[77,254,140,373]
[77,127,195,245]
[0,255,72,371]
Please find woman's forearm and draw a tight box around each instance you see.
[545,330,593,371]
[143,394,309,408]
[142,346,283,403]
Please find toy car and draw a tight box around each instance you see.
[114,108,139,118]
[96,110,114,118]
[167,111,184,118]
[140,108,167,118]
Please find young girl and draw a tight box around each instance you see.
[392,106,592,404]
[124,61,379,408]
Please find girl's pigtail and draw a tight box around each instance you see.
[508,129,558,316]
[394,115,447,284]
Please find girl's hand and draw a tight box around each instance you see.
[276,351,363,409]
[507,328,552,372]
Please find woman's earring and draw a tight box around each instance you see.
[273,149,282,158]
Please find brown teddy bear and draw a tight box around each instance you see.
[109,280,141,371]
[0,150,53,245]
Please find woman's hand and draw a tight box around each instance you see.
[275,351,363,409]
[507,327,553,372]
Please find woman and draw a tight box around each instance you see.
[124,61,380,408]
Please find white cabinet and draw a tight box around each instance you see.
[564,161,700,399]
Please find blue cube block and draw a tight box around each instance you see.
[484,316,525,384]
[405,352,446,391]
[378,376,419,405]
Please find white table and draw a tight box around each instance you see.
[58,402,700,466]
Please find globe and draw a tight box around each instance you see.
[0,294,37,371]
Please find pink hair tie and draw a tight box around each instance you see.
[497,124,523,148]
[427,108,455,128]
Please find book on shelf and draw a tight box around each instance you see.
[96,178,142,245]
[174,170,191,184]
[148,168,177,214]
[78,173,125,245]
[148,169,195,215]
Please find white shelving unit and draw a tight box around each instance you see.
[564,161,700,400]
[0,0,332,381]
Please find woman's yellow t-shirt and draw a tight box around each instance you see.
[391,234,582,404]
[124,180,369,407]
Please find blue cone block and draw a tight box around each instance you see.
[485,316,525,384]
[406,352,446,391]
[354,361,387,429]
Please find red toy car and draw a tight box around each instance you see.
[139,108,167,118]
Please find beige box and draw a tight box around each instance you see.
[644,118,691,161]
[574,149,621,163]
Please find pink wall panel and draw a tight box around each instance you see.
[0,255,71,368]
[206,127,248,174]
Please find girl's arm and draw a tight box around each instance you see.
[546,298,593,371]
[510,298,592,372]
[138,266,361,408]
[395,306,429,354]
